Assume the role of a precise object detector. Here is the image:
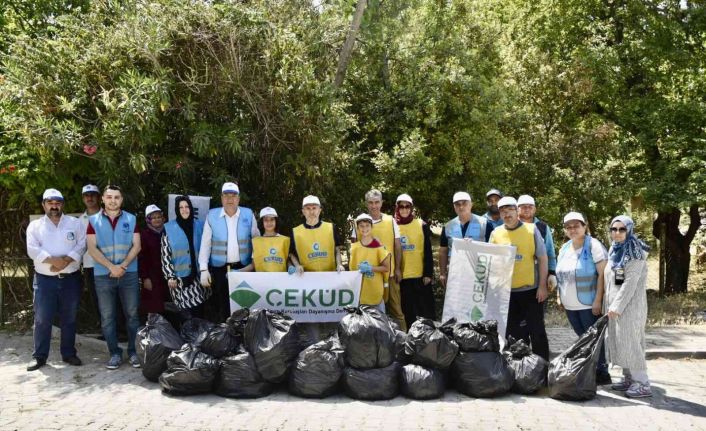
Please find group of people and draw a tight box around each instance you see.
[25,183,652,398]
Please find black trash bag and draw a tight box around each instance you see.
[136,313,185,382]
[215,347,274,398]
[288,336,345,398]
[200,313,244,358]
[180,318,216,346]
[338,305,395,369]
[452,320,500,352]
[404,318,459,370]
[452,351,514,398]
[158,344,221,395]
[244,309,301,383]
[393,328,410,364]
[399,364,445,400]
[549,315,608,401]
[342,362,400,400]
[504,337,547,394]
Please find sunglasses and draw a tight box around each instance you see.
[610,227,627,233]
[398,205,412,209]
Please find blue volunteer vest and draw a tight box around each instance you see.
[164,219,204,277]
[560,235,598,305]
[90,211,138,276]
[445,214,487,256]
[207,207,254,267]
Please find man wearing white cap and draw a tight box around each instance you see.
[483,188,505,229]
[290,195,344,273]
[438,191,493,288]
[518,194,557,289]
[138,204,168,321]
[26,189,86,371]
[86,185,142,369]
[351,189,405,330]
[79,184,101,325]
[489,196,550,360]
[198,182,260,323]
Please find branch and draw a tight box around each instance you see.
[334,0,368,89]
[685,204,701,243]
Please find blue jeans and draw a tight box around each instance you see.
[566,308,608,373]
[32,272,82,359]
[94,272,140,357]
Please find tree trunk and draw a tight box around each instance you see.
[652,205,701,294]
[334,0,368,89]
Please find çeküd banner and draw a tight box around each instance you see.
[228,271,363,322]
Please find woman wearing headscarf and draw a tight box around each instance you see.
[604,215,651,398]
[555,211,611,384]
[161,196,211,318]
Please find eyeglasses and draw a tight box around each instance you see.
[398,205,412,209]
[610,227,627,233]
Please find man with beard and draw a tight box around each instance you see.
[79,184,101,326]
[26,189,86,371]
[138,204,169,322]
[517,194,557,289]
[483,188,505,229]
[86,185,142,370]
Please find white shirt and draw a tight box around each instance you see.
[349,214,400,240]
[198,207,261,269]
[26,214,86,276]
[79,211,97,268]
[556,237,608,310]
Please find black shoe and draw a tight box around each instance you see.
[27,357,47,372]
[62,356,83,366]
[596,371,612,385]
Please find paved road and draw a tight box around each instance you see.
[1,331,706,431]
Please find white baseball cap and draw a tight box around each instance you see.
[396,193,413,205]
[497,196,518,208]
[145,204,161,216]
[221,182,240,194]
[355,213,373,224]
[259,207,278,218]
[517,195,536,206]
[452,191,472,203]
[81,184,100,194]
[486,188,504,198]
[563,211,586,225]
[302,195,321,207]
[42,188,64,201]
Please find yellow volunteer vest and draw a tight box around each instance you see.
[252,235,290,272]
[356,214,396,271]
[398,219,424,279]
[491,223,536,288]
[350,242,390,305]
[293,222,336,271]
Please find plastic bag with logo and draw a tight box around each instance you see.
[200,310,249,358]
[244,309,301,383]
[548,315,608,401]
[179,317,216,347]
[215,346,274,398]
[136,313,185,382]
[342,362,400,400]
[452,351,514,398]
[288,335,345,398]
[404,318,459,370]
[158,344,221,395]
[338,305,396,369]
[452,320,501,352]
[503,337,548,394]
[399,364,446,400]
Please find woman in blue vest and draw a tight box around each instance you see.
[161,196,210,318]
[555,211,611,384]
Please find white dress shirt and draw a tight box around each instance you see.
[79,211,96,268]
[198,207,261,269]
[26,214,86,276]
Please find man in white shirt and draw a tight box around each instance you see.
[79,184,101,325]
[26,189,86,371]
[198,182,260,322]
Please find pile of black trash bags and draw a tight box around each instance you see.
[135,307,605,401]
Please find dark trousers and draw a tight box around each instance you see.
[32,272,82,360]
[400,278,436,327]
[82,267,100,325]
[566,309,608,372]
[506,288,549,361]
[204,263,243,323]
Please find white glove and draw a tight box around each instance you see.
[548,274,557,290]
[337,264,345,273]
[200,270,212,287]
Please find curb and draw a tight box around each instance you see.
[646,350,706,360]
